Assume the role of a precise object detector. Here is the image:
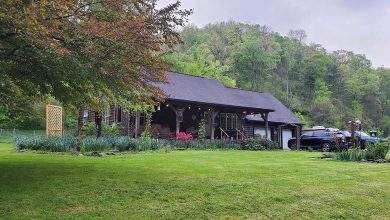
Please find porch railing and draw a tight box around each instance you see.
[220,127,231,139]
[236,129,246,140]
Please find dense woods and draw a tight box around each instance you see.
[166,22,390,136]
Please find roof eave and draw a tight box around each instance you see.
[165,98,275,113]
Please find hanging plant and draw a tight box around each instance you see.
[198,116,207,139]
[141,111,152,138]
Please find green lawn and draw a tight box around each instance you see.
[0,140,389,219]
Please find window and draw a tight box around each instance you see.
[139,113,146,126]
[116,106,122,122]
[83,110,89,125]
[104,109,110,124]
[220,113,241,131]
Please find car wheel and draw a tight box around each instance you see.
[321,142,331,152]
[289,141,297,150]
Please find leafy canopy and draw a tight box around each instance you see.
[0,0,192,111]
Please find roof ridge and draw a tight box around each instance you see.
[167,71,219,81]
[229,87,264,93]
[167,71,268,94]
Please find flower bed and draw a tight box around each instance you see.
[14,136,279,153]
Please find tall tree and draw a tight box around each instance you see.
[231,27,281,91]
[0,0,191,136]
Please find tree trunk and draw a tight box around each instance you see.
[95,111,102,138]
[77,108,84,137]
[134,111,140,138]
[286,71,289,106]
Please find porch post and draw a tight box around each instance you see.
[278,125,282,148]
[296,125,301,150]
[265,112,269,140]
[170,106,185,134]
[134,111,140,138]
[208,109,219,140]
[260,112,269,140]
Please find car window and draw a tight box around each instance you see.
[312,131,320,136]
[357,131,369,137]
[302,131,313,136]
[313,131,330,137]
[342,131,351,136]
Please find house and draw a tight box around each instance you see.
[80,71,303,149]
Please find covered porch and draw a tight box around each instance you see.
[131,99,274,140]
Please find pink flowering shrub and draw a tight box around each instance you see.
[176,132,193,141]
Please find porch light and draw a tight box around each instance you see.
[243,111,247,114]
[188,106,191,109]
[166,104,169,107]
[157,105,161,111]
[198,107,202,111]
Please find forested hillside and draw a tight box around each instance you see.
[166,22,390,136]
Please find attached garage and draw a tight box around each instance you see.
[282,128,293,150]
[245,94,304,149]
[254,127,272,140]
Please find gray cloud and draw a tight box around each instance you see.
[159,0,390,67]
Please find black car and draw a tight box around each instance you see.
[288,130,347,151]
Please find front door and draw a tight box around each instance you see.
[282,129,293,150]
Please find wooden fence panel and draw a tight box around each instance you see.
[46,105,63,137]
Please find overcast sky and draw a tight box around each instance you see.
[158,0,390,68]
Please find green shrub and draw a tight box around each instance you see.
[15,135,78,152]
[81,122,96,136]
[64,114,78,129]
[15,136,42,150]
[364,142,389,160]
[221,140,241,150]
[169,140,241,150]
[80,136,112,152]
[82,122,122,136]
[197,117,206,140]
[135,137,166,151]
[241,138,279,150]
[129,139,137,151]
[242,138,264,150]
[102,123,122,136]
[110,136,131,151]
[333,142,389,161]
[140,112,152,138]
[349,148,364,161]
[14,135,281,153]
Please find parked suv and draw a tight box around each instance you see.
[288,130,347,151]
[341,131,385,148]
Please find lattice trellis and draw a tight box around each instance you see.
[46,105,63,137]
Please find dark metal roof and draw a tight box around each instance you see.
[156,71,303,124]
[245,93,304,125]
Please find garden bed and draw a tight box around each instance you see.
[319,142,390,163]
[14,135,280,154]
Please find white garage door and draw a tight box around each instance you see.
[254,127,272,140]
[282,129,293,150]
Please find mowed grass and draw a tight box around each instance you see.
[0,141,389,219]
